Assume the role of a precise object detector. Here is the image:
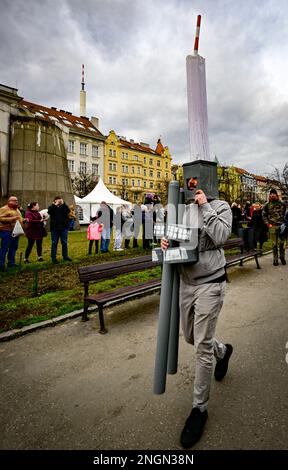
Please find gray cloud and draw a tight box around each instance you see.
[1,0,288,176]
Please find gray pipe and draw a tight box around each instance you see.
[153,180,179,394]
[166,189,185,375]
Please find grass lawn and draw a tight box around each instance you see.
[0,227,273,333]
[0,228,161,332]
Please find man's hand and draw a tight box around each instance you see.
[194,190,207,206]
[161,237,169,251]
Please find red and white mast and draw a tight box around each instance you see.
[186,15,210,161]
[80,63,86,117]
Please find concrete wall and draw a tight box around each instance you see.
[1,116,74,210]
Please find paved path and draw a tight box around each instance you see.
[0,254,287,450]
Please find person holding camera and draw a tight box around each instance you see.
[48,196,71,263]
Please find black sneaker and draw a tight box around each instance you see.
[52,259,59,264]
[38,257,44,262]
[63,257,72,261]
[24,259,30,264]
[280,257,286,265]
[180,408,208,448]
[214,344,233,381]
[273,260,279,266]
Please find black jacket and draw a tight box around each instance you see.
[48,202,70,231]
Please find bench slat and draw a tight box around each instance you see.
[86,279,161,305]
[78,254,153,278]
[79,261,161,283]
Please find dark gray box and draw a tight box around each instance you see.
[183,160,219,201]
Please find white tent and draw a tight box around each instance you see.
[74,178,132,224]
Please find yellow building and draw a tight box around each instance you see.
[217,166,244,204]
[104,130,172,203]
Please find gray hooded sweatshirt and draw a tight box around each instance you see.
[178,199,232,285]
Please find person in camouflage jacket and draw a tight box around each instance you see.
[262,189,286,265]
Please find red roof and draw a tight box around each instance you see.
[20,100,104,139]
[155,138,165,155]
[119,139,158,155]
[234,166,249,175]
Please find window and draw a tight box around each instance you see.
[149,170,154,178]
[122,165,129,173]
[68,160,75,172]
[133,155,139,161]
[137,179,141,187]
[92,145,98,157]
[165,172,168,179]
[131,166,135,174]
[131,179,135,187]
[144,181,147,188]
[109,163,117,171]
[109,176,117,184]
[157,171,161,178]
[137,166,140,174]
[150,182,154,189]
[109,149,112,157]
[134,194,138,202]
[79,161,87,173]
[113,150,116,157]
[165,162,168,169]
[68,140,75,153]
[143,169,147,177]
[121,152,128,159]
[80,143,87,155]
[157,160,161,167]
[149,159,153,166]
[157,183,161,189]
[122,178,129,186]
[143,157,146,164]
[92,163,99,175]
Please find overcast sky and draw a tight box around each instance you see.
[1,0,288,176]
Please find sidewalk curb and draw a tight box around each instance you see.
[0,250,273,343]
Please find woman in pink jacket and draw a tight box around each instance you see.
[87,216,103,255]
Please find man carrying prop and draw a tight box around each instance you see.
[161,184,233,448]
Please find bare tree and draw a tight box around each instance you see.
[268,163,288,198]
[157,178,170,206]
[72,171,98,198]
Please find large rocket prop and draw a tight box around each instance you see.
[186,15,210,161]
[153,15,218,395]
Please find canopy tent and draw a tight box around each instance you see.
[74,178,131,224]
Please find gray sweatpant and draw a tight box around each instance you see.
[180,279,227,411]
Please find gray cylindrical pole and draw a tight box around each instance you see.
[153,181,179,394]
[167,188,184,375]
[167,270,180,374]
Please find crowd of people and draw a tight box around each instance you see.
[230,189,287,265]
[0,193,166,270]
[0,189,287,271]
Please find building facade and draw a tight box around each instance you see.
[104,130,172,203]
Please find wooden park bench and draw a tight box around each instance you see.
[78,255,162,333]
[223,237,261,280]
[78,238,261,333]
